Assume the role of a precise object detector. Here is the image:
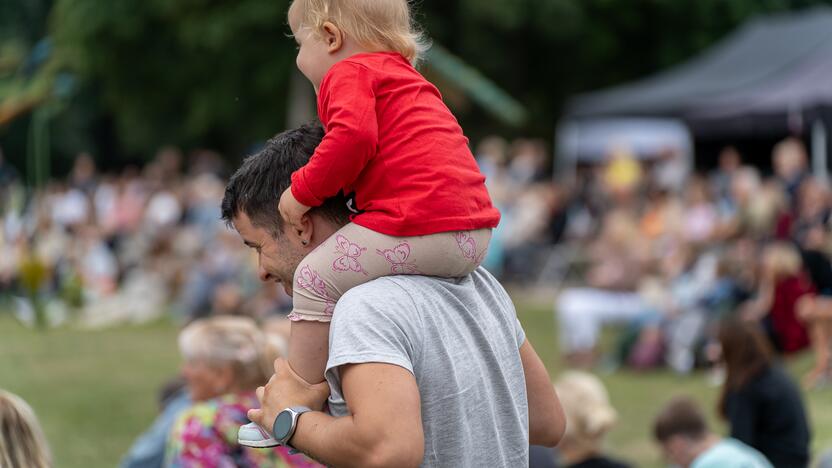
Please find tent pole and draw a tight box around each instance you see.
[811,119,828,180]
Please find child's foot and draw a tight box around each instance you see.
[238,422,279,448]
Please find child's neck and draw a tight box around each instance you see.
[334,43,384,62]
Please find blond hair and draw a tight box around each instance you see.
[179,316,281,391]
[0,390,51,468]
[289,0,428,64]
[762,242,803,280]
[554,371,618,452]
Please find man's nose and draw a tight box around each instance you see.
[258,265,272,282]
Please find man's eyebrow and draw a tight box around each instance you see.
[243,240,258,248]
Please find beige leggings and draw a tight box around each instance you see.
[288,223,492,321]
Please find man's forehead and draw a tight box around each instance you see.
[231,212,275,245]
[230,213,255,240]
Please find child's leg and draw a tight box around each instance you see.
[287,320,331,385]
[288,224,492,383]
[386,228,493,277]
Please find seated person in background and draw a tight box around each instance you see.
[653,395,772,468]
[796,223,832,388]
[717,319,810,468]
[553,371,631,468]
[165,316,318,467]
[556,209,651,367]
[740,242,814,354]
[0,389,51,468]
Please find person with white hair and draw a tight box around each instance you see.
[553,371,631,468]
[164,316,318,467]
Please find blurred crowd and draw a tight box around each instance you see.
[549,138,832,390]
[0,135,563,331]
[0,147,291,329]
[3,134,832,390]
[2,134,832,467]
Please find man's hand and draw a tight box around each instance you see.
[247,358,330,431]
[279,188,310,231]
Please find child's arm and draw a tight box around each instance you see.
[290,62,378,209]
[287,320,331,385]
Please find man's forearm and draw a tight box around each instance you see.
[291,411,408,468]
[289,411,361,466]
[255,362,424,468]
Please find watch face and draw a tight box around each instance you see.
[274,411,293,440]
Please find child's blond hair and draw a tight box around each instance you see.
[0,390,51,468]
[762,242,803,281]
[290,0,428,64]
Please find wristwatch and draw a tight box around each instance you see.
[272,406,312,447]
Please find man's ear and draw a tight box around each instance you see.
[321,21,344,53]
[295,213,314,247]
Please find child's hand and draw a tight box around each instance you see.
[279,188,310,229]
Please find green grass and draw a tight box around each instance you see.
[0,314,180,468]
[1,300,830,467]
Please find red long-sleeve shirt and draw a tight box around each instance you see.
[290,52,500,236]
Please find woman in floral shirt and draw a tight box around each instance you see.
[165,316,320,467]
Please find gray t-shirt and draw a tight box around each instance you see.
[325,267,529,467]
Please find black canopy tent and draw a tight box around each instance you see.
[562,7,832,175]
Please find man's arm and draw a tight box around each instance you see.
[520,339,565,447]
[293,362,424,467]
[251,360,424,468]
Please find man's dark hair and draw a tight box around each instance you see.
[221,121,350,236]
[653,396,708,442]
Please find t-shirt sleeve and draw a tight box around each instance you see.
[291,62,379,207]
[514,317,527,348]
[325,281,420,376]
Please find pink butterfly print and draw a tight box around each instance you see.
[376,242,420,274]
[455,231,487,264]
[455,232,478,260]
[296,266,336,315]
[332,235,368,275]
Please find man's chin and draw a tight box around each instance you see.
[282,284,293,296]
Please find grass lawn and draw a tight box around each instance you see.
[0,315,180,468]
[1,298,830,467]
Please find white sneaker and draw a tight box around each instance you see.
[238,422,279,448]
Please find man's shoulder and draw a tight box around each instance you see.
[336,268,508,314]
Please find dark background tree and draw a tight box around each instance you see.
[1,0,831,175]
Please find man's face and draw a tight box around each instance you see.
[232,212,304,295]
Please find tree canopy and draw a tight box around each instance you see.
[1,0,831,174]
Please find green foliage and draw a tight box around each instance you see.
[4,0,832,165]
[49,0,297,157]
